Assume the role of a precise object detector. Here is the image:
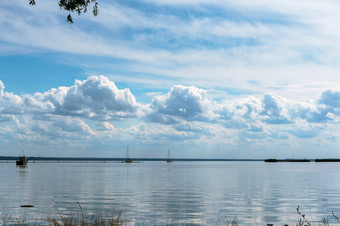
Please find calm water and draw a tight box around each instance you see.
[1,161,340,225]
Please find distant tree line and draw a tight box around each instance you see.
[28,0,98,23]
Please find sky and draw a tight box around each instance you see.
[1,0,340,159]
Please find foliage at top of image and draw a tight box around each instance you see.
[28,0,99,23]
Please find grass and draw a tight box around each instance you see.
[2,213,123,226]
[2,214,123,226]
[2,204,340,225]
[2,202,123,226]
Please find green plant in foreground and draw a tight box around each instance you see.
[3,204,340,225]
[2,202,123,226]
[296,205,311,226]
[227,215,238,226]
[332,211,340,223]
[45,214,123,226]
[321,216,329,226]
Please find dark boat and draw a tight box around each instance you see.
[166,148,172,163]
[16,154,28,166]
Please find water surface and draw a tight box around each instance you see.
[1,161,340,224]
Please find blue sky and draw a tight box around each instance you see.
[1,0,340,158]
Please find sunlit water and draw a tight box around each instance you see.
[1,161,340,225]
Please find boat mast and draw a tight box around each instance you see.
[126,145,129,160]
[124,145,133,163]
[166,148,173,162]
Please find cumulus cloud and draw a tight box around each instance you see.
[152,85,207,117]
[2,77,338,134]
[52,118,94,134]
[0,82,23,114]
[0,76,147,149]
[305,107,333,123]
[298,90,340,123]
[23,94,55,113]
[29,76,142,120]
[60,76,135,118]
[261,94,292,124]
[2,76,340,155]
[0,76,143,121]
[319,90,340,109]
[96,122,116,131]
[62,76,138,119]
[218,94,293,131]
[148,85,215,124]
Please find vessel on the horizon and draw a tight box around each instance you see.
[125,145,133,163]
[166,148,172,163]
[16,151,28,166]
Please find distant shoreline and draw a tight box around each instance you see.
[1,156,340,162]
[0,156,263,162]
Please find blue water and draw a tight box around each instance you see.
[1,161,340,225]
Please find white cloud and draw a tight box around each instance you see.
[319,90,340,108]
[0,80,4,95]
[0,76,142,121]
[52,117,94,135]
[261,94,292,124]
[0,114,16,123]
[96,122,116,131]
[1,76,340,156]
[301,90,340,123]
[0,85,23,114]
[148,85,215,123]
[33,76,142,120]
[1,76,340,133]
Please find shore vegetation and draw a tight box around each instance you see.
[2,204,340,225]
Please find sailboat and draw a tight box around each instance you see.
[166,148,172,163]
[125,145,133,163]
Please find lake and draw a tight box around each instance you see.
[1,161,340,225]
